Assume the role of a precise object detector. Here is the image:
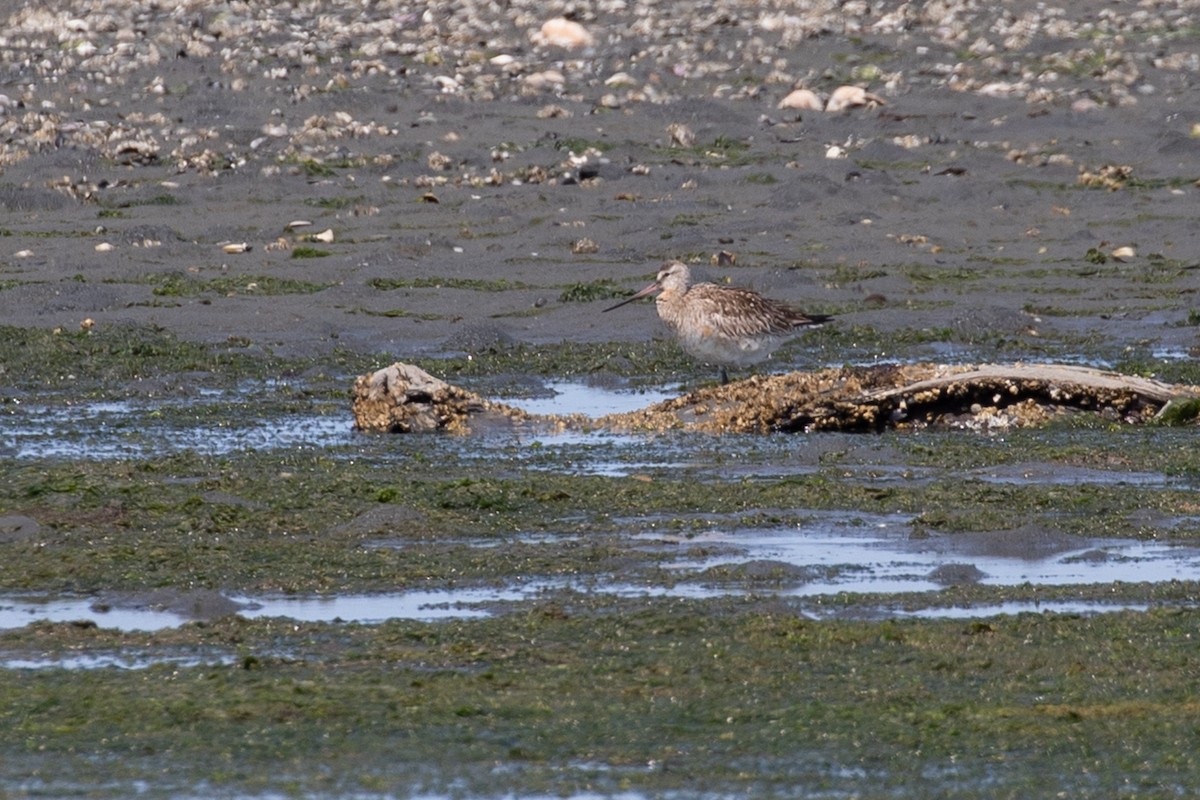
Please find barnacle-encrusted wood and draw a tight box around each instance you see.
[351,362,532,434]
[352,362,1198,434]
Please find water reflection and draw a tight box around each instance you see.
[2,514,1197,635]
[2,381,671,460]
[504,381,673,418]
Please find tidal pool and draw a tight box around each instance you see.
[650,514,1200,593]
[1,652,238,671]
[2,400,352,459]
[0,381,671,460]
[4,381,1198,661]
[2,514,1195,637]
[504,381,675,417]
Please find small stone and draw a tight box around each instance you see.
[537,104,572,119]
[605,72,637,87]
[667,122,695,148]
[523,70,565,91]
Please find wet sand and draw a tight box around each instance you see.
[1,1,1197,366]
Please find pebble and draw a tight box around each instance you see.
[0,1,1189,184]
[667,123,695,148]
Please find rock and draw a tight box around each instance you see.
[332,505,426,536]
[0,514,41,542]
[928,563,986,586]
[351,362,535,433]
[92,588,250,620]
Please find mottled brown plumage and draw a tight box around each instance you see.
[604,260,831,382]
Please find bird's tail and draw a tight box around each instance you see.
[798,313,833,328]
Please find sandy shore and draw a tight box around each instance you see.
[0,0,1198,367]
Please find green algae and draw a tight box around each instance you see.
[367,275,534,292]
[142,272,336,295]
[5,325,1200,796]
[558,278,628,303]
[2,605,1200,797]
[3,419,1200,595]
[290,245,331,258]
[1154,396,1200,426]
[0,323,359,400]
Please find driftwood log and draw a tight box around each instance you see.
[351,362,1200,434]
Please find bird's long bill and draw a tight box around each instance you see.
[602,281,660,312]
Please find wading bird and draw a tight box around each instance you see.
[604,260,832,383]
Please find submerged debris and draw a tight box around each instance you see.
[352,362,1199,434]
[353,362,578,434]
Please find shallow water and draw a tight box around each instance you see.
[1,652,238,671]
[2,400,353,459]
[506,381,675,417]
[652,515,1200,593]
[2,515,1195,637]
[0,595,195,631]
[0,381,671,460]
[3,382,1196,638]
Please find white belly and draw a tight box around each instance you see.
[674,324,785,367]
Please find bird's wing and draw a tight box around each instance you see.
[687,285,802,338]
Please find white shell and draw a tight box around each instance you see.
[777,88,823,111]
[825,85,886,112]
[536,18,594,49]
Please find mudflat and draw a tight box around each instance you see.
[4,3,1200,799]
[0,0,1197,368]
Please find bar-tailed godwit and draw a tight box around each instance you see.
[603,260,832,383]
